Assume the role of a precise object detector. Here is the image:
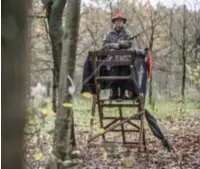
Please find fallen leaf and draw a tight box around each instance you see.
[41,108,54,116]
[82,92,92,98]
[34,152,42,161]
[63,103,73,108]
[102,152,108,161]
[100,128,105,133]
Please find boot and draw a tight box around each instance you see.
[109,85,119,100]
[119,88,127,100]
[131,93,138,100]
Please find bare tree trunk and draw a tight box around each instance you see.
[197,29,200,46]
[181,5,187,102]
[194,9,200,58]
[44,0,66,112]
[148,29,154,105]
[148,7,155,106]
[167,9,173,98]
[2,0,29,169]
[52,0,81,167]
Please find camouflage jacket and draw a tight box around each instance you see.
[103,27,133,46]
[102,27,133,62]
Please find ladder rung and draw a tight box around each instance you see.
[101,104,138,107]
[103,117,140,120]
[98,99,137,102]
[96,76,130,80]
[97,60,131,66]
[105,141,140,145]
[110,129,139,132]
[87,142,140,148]
[89,50,136,56]
[89,49,147,57]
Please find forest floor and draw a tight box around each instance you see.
[25,98,200,169]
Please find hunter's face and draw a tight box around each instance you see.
[114,19,124,29]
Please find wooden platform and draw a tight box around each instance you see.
[87,49,147,151]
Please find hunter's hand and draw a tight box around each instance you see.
[105,43,120,49]
[119,40,129,48]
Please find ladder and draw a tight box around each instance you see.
[87,50,147,151]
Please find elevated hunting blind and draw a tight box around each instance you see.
[85,49,149,151]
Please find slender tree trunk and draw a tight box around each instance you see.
[45,0,66,112]
[194,13,200,58]
[148,27,154,106]
[2,0,29,169]
[181,5,187,102]
[168,9,173,98]
[52,0,81,166]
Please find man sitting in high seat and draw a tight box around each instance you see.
[81,13,152,100]
[102,12,134,100]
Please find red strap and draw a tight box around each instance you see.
[147,52,152,78]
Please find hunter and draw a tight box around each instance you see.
[103,12,133,99]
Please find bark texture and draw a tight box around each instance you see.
[45,0,66,112]
[52,0,81,165]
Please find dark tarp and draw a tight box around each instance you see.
[145,109,171,152]
[81,55,96,94]
[81,53,148,95]
[81,55,111,94]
